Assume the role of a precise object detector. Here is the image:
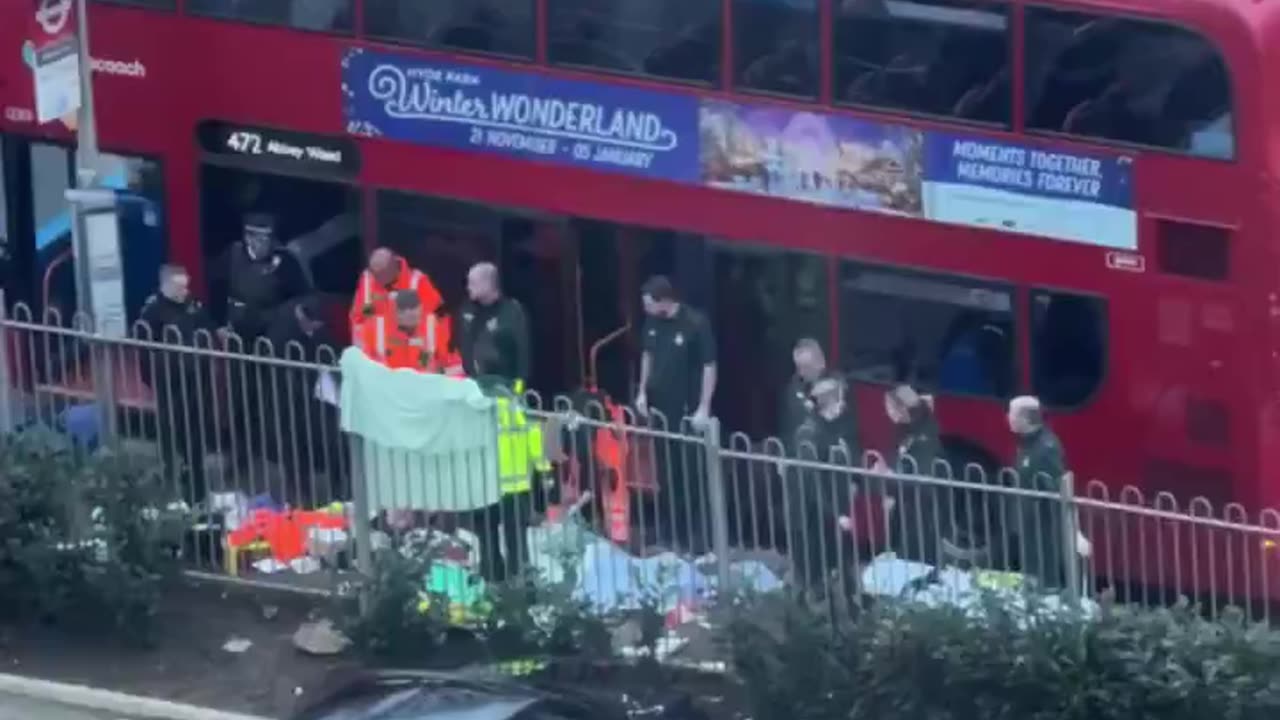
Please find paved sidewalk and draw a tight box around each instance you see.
[0,674,271,720]
[0,691,136,720]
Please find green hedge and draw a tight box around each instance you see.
[337,511,1280,720]
[727,592,1280,720]
[0,430,183,640]
[12,426,1274,719]
[337,539,620,666]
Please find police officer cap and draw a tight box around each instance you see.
[641,275,677,302]
[394,290,421,312]
[244,212,276,231]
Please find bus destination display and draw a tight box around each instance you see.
[198,121,360,178]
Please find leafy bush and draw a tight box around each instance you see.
[338,538,453,662]
[482,566,614,661]
[727,592,1280,720]
[342,535,615,666]
[0,429,85,621]
[0,431,181,639]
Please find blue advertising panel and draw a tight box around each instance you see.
[695,101,1136,250]
[341,47,700,183]
[341,48,1137,250]
[922,133,1136,250]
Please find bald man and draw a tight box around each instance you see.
[459,262,530,393]
[349,247,445,347]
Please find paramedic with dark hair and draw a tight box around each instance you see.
[635,275,717,551]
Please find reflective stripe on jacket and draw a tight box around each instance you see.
[348,259,444,335]
[359,315,442,372]
[495,394,550,495]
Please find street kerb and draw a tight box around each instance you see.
[0,673,272,720]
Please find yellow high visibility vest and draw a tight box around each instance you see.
[495,394,549,495]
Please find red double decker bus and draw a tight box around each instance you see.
[1,1,1276,593]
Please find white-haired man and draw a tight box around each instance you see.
[1007,395,1069,589]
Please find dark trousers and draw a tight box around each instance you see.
[155,378,211,503]
[650,400,706,553]
[227,358,269,470]
[149,351,221,504]
[470,486,540,583]
[784,466,852,593]
[874,477,944,566]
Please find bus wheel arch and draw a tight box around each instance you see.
[937,435,1008,563]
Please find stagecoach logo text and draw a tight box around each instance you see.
[366,63,679,154]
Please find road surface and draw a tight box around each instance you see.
[0,691,137,720]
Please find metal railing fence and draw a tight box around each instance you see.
[4,300,1280,627]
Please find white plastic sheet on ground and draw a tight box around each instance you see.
[859,552,1099,623]
[525,520,784,615]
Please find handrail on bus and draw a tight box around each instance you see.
[588,324,630,389]
[41,248,73,313]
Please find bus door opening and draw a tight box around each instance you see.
[0,134,29,310]
[198,164,362,337]
[375,192,577,395]
[710,244,830,440]
[196,122,363,338]
[576,225,713,402]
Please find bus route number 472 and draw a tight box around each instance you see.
[226,130,264,155]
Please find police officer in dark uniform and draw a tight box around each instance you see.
[780,338,835,441]
[635,275,717,551]
[218,213,305,472]
[263,296,339,503]
[222,213,306,343]
[881,384,945,564]
[458,262,530,393]
[139,264,217,503]
[788,376,859,592]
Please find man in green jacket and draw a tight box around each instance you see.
[471,339,547,581]
[1007,396,1069,590]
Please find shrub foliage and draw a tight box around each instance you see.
[727,592,1280,720]
[0,431,181,639]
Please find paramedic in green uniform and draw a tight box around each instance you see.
[472,339,548,582]
[1007,395,1068,589]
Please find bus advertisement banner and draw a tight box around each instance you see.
[341,48,1136,251]
[698,101,1137,251]
[341,47,699,183]
[922,132,1136,250]
[698,100,926,217]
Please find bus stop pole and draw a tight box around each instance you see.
[0,290,13,435]
[69,0,117,446]
[74,0,100,172]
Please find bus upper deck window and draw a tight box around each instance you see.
[548,0,721,85]
[733,0,820,98]
[188,0,353,32]
[833,0,1011,126]
[364,1,535,59]
[1023,8,1234,159]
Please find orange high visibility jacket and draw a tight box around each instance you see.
[358,314,465,375]
[359,314,439,372]
[349,259,444,336]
